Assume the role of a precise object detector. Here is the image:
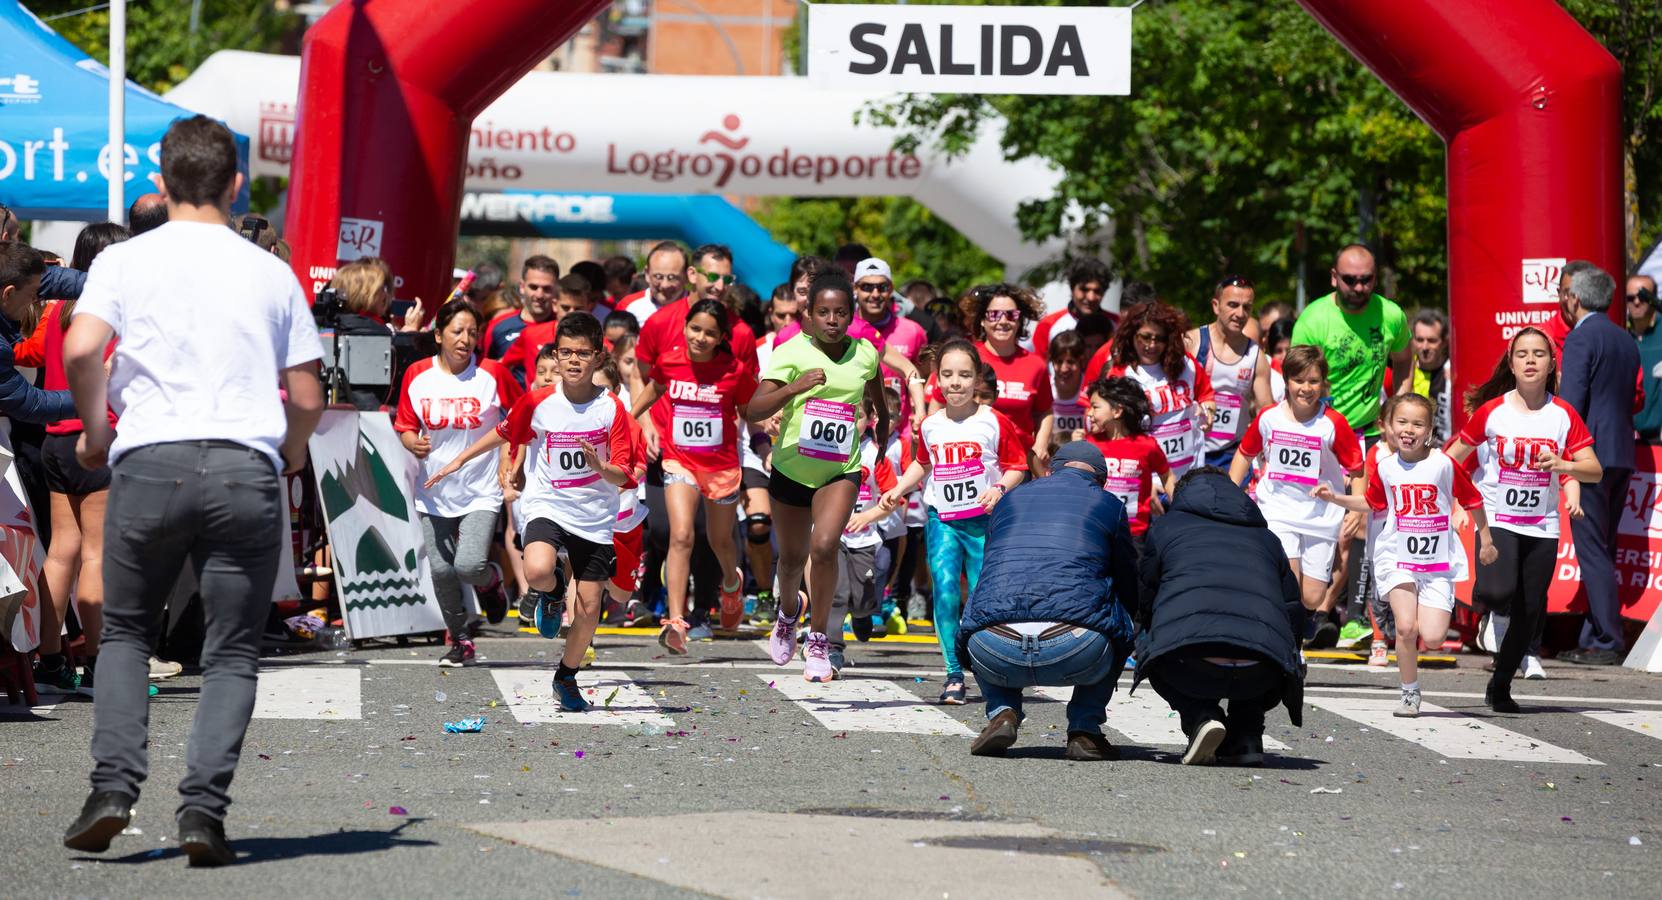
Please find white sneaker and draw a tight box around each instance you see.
[1521,654,1546,680]
[1477,613,1508,654]
[1393,688,1422,718]
[148,656,183,681]
[1368,642,1390,668]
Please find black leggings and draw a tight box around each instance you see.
[1472,527,1556,688]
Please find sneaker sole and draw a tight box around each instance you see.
[63,813,129,852]
[1182,720,1227,766]
[1392,708,1420,718]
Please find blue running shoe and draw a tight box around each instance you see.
[553,675,590,712]
[532,590,565,640]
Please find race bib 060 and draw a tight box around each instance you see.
[798,399,857,461]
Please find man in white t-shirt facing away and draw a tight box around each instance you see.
[60,115,325,867]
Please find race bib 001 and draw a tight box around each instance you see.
[545,428,605,488]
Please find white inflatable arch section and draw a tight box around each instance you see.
[167,50,1063,272]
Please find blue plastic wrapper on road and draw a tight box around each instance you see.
[443,717,485,733]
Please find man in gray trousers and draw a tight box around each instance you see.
[60,115,324,867]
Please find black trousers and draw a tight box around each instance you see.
[1473,528,1556,688]
[1147,654,1283,739]
[1571,467,1631,652]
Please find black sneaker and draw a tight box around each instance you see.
[1217,735,1266,767]
[62,790,134,852]
[850,615,873,642]
[75,661,96,698]
[34,657,79,696]
[178,809,235,867]
[479,564,509,624]
[1306,619,1340,650]
[437,640,476,668]
[1485,678,1521,714]
[518,590,538,629]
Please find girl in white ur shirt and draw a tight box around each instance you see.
[1315,394,1495,717]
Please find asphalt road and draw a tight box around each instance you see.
[4,624,1660,899]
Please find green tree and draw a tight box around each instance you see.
[29,1,300,95]
[848,0,1662,316]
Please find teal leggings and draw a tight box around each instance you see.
[925,509,988,677]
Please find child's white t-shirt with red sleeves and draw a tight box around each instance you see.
[497,383,637,544]
[615,411,649,533]
[1107,355,1214,476]
[1365,448,1482,579]
[1239,400,1364,539]
[394,357,523,518]
[917,406,1029,522]
[1457,391,1593,539]
[844,436,900,550]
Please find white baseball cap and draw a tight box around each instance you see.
[854,257,893,283]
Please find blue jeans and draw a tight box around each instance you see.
[965,626,1127,735]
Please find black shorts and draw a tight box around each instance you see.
[41,431,111,495]
[767,468,860,508]
[523,517,616,583]
[742,467,770,492]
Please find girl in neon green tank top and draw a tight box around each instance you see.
[746,272,889,682]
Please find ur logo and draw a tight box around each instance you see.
[699,115,750,151]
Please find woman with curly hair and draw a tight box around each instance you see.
[930,283,1054,470]
[1086,301,1216,477]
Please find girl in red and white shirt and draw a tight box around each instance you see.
[1077,376,1174,544]
[1447,327,1601,713]
[629,299,759,648]
[1316,394,1494,717]
[1230,345,1364,613]
[395,300,523,667]
[927,285,1055,470]
[1047,330,1090,447]
[428,313,637,712]
[883,339,1028,705]
[1094,302,1217,477]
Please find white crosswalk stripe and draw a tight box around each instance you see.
[761,674,974,736]
[1033,686,1291,751]
[1305,695,1602,765]
[254,666,361,720]
[1578,708,1662,743]
[491,670,676,727]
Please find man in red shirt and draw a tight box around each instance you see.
[620,241,690,327]
[1033,258,1116,359]
[481,256,558,363]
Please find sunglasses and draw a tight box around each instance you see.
[1216,274,1255,291]
[1338,273,1374,287]
[855,281,893,293]
[983,309,1022,323]
[694,268,736,286]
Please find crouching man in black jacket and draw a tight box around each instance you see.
[1133,467,1306,767]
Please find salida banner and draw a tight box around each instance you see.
[807,3,1132,95]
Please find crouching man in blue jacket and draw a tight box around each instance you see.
[959,441,1140,762]
[1134,467,1306,767]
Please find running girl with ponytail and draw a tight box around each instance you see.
[629,298,759,650]
[747,271,890,683]
[1076,376,1174,546]
[394,299,522,667]
[883,338,1028,704]
[1447,327,1600,713]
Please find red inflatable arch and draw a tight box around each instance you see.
[286,0,1623,418]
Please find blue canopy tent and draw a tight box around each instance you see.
[0,1,248,220]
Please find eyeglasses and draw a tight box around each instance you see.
[647,273,684,283]
[855,281,893,294]
[983,309,1022,323]
[694,268,736,286]
[1338,273,1374,287]
[554,348,597,361]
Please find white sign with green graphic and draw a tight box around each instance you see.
[308,410,444,640]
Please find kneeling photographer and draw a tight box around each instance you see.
[320,257,426,410]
